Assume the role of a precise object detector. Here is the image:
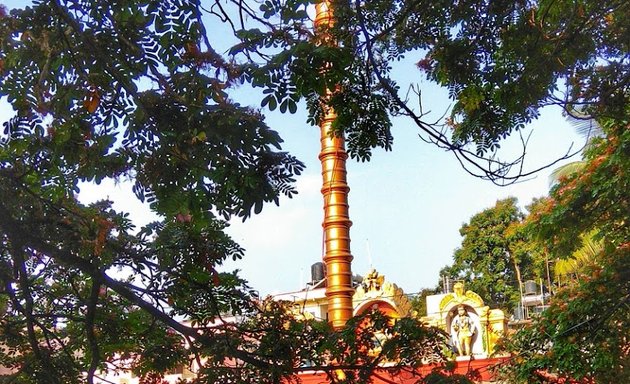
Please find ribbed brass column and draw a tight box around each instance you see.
[315,1,354,330]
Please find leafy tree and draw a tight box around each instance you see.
[546,115,606,287]
[410,287,439,317]
[445,198,533,312]
[236,0,630,183]
[552,229,602,286]
[0,2,467,384]
[549,112,606,185]
[500,115,630,383]
[0,1,299,382]
[1,0,627,383]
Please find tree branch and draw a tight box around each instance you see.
[351,0,583,185]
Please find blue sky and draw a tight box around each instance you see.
[218,86,582,296]
[0,0,584,296]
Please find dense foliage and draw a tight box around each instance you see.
[0,1,303,382]
[0,1,464,383]
[441,198,534,312]
[1,0,627,383]
[499,115,629,383]
[237,0,630,182]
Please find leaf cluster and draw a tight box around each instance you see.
[0,2,461,383]
[1,1,304,222]
[444,198,531,312]
[235,0,629,182]
[498,249,629,383]
[500,114,630,382]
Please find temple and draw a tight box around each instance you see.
[272,1,509,380]
[273,268,508,383]
[274,267,414,323]
[94,269,507,383]
[95,1,510,383]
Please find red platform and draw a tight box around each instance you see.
[296,357,509,383]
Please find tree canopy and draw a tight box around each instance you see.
[0,1,461,383]
[499,115,629,383]
[235,0,629,182]
[441,198,535,312]
[0,0,628,383]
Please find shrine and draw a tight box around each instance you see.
[423,282,508,359]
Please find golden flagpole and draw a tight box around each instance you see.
[314,1,354,330]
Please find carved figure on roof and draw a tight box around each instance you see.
[363,268,384,292]
[353,269,413,317]
[439,282,484,311]
[453,282,464,297]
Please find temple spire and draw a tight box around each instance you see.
[314,1,354,329]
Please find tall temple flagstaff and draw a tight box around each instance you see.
[314,1,355,329]
[71,2,515,383]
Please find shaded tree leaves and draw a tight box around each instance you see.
[500,114,630,382]
[446,198,528,312]
[237,0,629,180]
